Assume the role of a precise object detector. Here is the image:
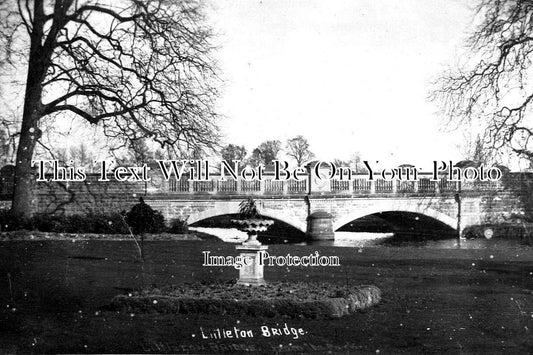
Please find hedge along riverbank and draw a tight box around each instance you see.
[0,231,207,241]
[109,281,382,318]
[0,198,187,234]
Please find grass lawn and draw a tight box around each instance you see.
[1,238,533,353]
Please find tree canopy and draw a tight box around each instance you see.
[221,144,247,163]
[433,0,533,161]
[249,140,281,167]
[0,0,221,216]
[1,0,220,150]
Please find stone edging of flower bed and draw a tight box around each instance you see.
[109,282,382,318]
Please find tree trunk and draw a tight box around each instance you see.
[11,0,49,219]
[11,59,46,217]
[11,96,42,218]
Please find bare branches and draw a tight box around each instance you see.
[433,0,533,161]
[17,0,33,34]
[286,135,314,166]
[1,0,221,154]
[0,0,221,216]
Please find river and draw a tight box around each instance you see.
[189,227,532,249]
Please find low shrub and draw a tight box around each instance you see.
[110,281,382,318]
[28,214,64,232]
[462,222,533,244]
[27,212,129,234]
[168,218,188,234]
[0,209,27,232]
[84,213,129,234]
[0,198,172,235]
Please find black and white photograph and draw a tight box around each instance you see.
[1,0,533,353]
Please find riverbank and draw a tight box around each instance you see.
[1,239,532,353]
[0,230,219,241]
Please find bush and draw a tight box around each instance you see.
[462,222,533,244]
[0,209,27,231]
[27,212,129,234]
[168,218,188,234]
[28,214,65,232]
[0,199,168,235]
[125,197,166,234]
[1,210,134,234]
[84,213,129,234]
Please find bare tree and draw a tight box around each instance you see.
[70,142,92,167]
[0,127,13,165]
[286,135,314,166]
[0,0,221,217]
[126,138,153,165]
[432,0,533,162]
[332,152,364,172]
[460,134,494,166]
[53,147,69,163]
[348,151,364,173]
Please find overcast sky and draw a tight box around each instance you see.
[207,0,478,169]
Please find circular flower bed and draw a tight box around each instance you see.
[110,281,381,318]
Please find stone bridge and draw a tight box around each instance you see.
[143,167,524,240]
[3,161,524,240]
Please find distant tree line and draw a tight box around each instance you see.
[13,134,370,173]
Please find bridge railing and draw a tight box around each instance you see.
[162,173,309,195]
[331,174,448,194]
[159,172,504,196]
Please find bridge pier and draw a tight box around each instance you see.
[306,211,335,240]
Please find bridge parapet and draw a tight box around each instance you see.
[149,171,504,197]
[158,174,309,196]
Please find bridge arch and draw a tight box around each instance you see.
[333,203,457,231]
[187,203,306,232]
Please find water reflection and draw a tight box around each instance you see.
[189,227,248,243]
[189,227,530,249]
[304,232,393,248]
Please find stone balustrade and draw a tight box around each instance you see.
[158,172,504,196]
